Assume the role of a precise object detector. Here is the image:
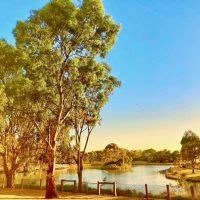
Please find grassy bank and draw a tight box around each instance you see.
[14,183,146,198]
[166,167,200,182]
[132,161,173,165]
[12,182,197,199]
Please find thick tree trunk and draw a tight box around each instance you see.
[3,153,16,188]
[5,170,15,188]
[78,168,83,193]
[46,174,58,198]
[45,147,59,199]
[77,151,83,193]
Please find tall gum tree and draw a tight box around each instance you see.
[13,0,121,198]
[0,40,40,188]
[180,130,200,173]
[0,111,40,188]
[69,59,121,192]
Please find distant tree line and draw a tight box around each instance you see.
[82,130,200,171]
[82,143,181,165]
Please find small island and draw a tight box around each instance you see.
[101,158,132,171]
[98,143,132,171]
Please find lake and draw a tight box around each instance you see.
[2,164,199,195]
[57,164,176,185]
[9,164,179,194]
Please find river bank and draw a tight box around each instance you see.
[165,167,200,182]
[132,161,173,165]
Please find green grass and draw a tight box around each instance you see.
[186,175,200,182]
[15,184,46,190]
[13,182,197,200]
[132,161,173,165]
[15,183,76,192]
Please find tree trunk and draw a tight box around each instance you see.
[3,153,16,188]
[192,160,195,174]
[78,168,83,193]
[5,170,15,188]
[77,151,83,193]
[45,147,59,199]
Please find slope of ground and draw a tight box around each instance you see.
[0,188,144,199]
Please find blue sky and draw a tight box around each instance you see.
[1,0,200,152]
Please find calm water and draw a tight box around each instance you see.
[11,164,177,188]
[58,165,176,185]
[3,164,200,195]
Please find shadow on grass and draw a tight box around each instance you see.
[14,183,196,200]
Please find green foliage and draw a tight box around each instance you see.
[1,0,121,195]
[101,160,123,170]
[140,148,156,162]
[181,130,200,145]
[151,149,179,163]
[180,130,200,172]
[99,143,132,170]
[12,0,121,145]
[103,158,123,166]
[0,39,45,188]
[83,151,104,165]
[84,144,180,165]
[0,39,27,110]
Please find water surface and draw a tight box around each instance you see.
[12,164,177,188]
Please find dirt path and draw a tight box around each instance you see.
[0,188,143,199]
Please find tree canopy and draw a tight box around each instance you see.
[0,0,121,197]
[180,130,200,173]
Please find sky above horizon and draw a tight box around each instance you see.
[1,0,200,152]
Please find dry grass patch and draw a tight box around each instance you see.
[0,188,144,199]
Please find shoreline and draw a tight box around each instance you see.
[165,167,200,182]
[132,161,173,165]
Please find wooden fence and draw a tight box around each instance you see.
[61,179,76,193]
[97,181,117,196]
[0,178,198,199]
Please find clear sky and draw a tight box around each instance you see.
[1,0,200,152]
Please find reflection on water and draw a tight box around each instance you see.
[59,165,177,186]
[0,164,178,187]
[2,164,200,195]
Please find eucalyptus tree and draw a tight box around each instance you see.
[70,59,121,192]
[101,143,131,170]
[0,111,41,188]
[103,143,128,164]
[0,40,41,188]
[13,0,121,198]
[180,130,200,173]
[0,39,26,107]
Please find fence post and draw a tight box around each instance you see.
[40,179,42,190]
[145,184,148,199]
[166,185,170,200]
[86,181,88,194]
[97,181,100,195]
[21,178,24,189]
[190,185,195,200]
[2,178,4,188]
[61,180,63,192]
[113,182,117,196]
[74,180,76,193]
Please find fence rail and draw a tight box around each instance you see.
[0,177,199,199]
